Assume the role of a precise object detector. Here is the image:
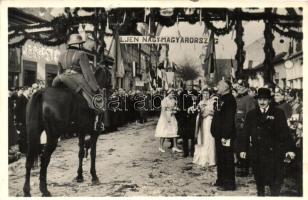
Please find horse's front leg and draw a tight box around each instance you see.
[76,134,85,182]
[90,131,99,184]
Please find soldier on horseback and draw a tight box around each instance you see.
[52,33,104,131]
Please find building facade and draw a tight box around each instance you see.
[113,42,160,91]
[9,8,65,89]
[243,32,302,89]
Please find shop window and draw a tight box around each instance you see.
[23,60,37,87]
[24,70,36,86]
[289,80,293,88]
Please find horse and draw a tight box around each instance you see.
[23,65,111,197]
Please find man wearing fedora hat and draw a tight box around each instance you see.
[52,33,104,131]
[239,87,296,196]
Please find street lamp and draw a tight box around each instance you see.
[284,60,294,69]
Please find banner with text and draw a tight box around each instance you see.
[119,36,218,44]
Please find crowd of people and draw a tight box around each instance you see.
[155,79,303,196]
[8,77,303,196]
[8,83,164,152]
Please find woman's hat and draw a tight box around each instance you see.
[256,88,271,99]
[201,85,210,92]
[67,34,85,45]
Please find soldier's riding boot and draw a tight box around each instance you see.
[94,114,104,132]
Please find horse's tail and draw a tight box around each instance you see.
[26,90,44,159]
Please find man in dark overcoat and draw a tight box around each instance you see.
[239,88,296,196]
[15,89,29,153]
[211,80,237,191]
[182,86,198,157]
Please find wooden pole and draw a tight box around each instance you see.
[263,8,276,84]
[234,9,245,80]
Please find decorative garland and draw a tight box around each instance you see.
[272,23,302,41]
[9,7,303,48]
[234,15,245,79]
[203,15,235,36]
[9,37,28,48]
[9,15,113,48]
[262,8,276,84]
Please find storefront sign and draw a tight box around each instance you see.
[22,42,61,64]
[119,36,217,44]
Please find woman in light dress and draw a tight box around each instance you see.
[155,88,182,153]
[193,86,216,167]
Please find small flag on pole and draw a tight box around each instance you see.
[230,58,236,83]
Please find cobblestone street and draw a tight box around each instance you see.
[9,118,298,197]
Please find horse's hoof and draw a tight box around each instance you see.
[42,191,52,197]
[92,177,100,185]
[24,192,31,197]
[23,186,31,197]
[76,176,84,183]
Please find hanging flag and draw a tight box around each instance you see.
[230,58,236,83]
[199,9,203,25]
[155,23,163,36]
[231,28,235,39]
[148,16,151,35]
[164,60,168,69]
[114,30,125,78]
[105,12,113,34]
[203,21,209,36]
[166,72,175,86]
[132,61,136,77]
[226,11,229,29]
[144,8,151,22]
[150,68,156,80]
[157,68,162,78]
[203,31,216,77]
[162,69,167,82]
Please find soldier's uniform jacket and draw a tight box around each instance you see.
[235,93,256,123]
[276,101,292,119]
[239,105,295,185]
[54,47,99,95]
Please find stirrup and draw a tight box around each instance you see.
[94,115,104,131]
[94,122,104,131]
